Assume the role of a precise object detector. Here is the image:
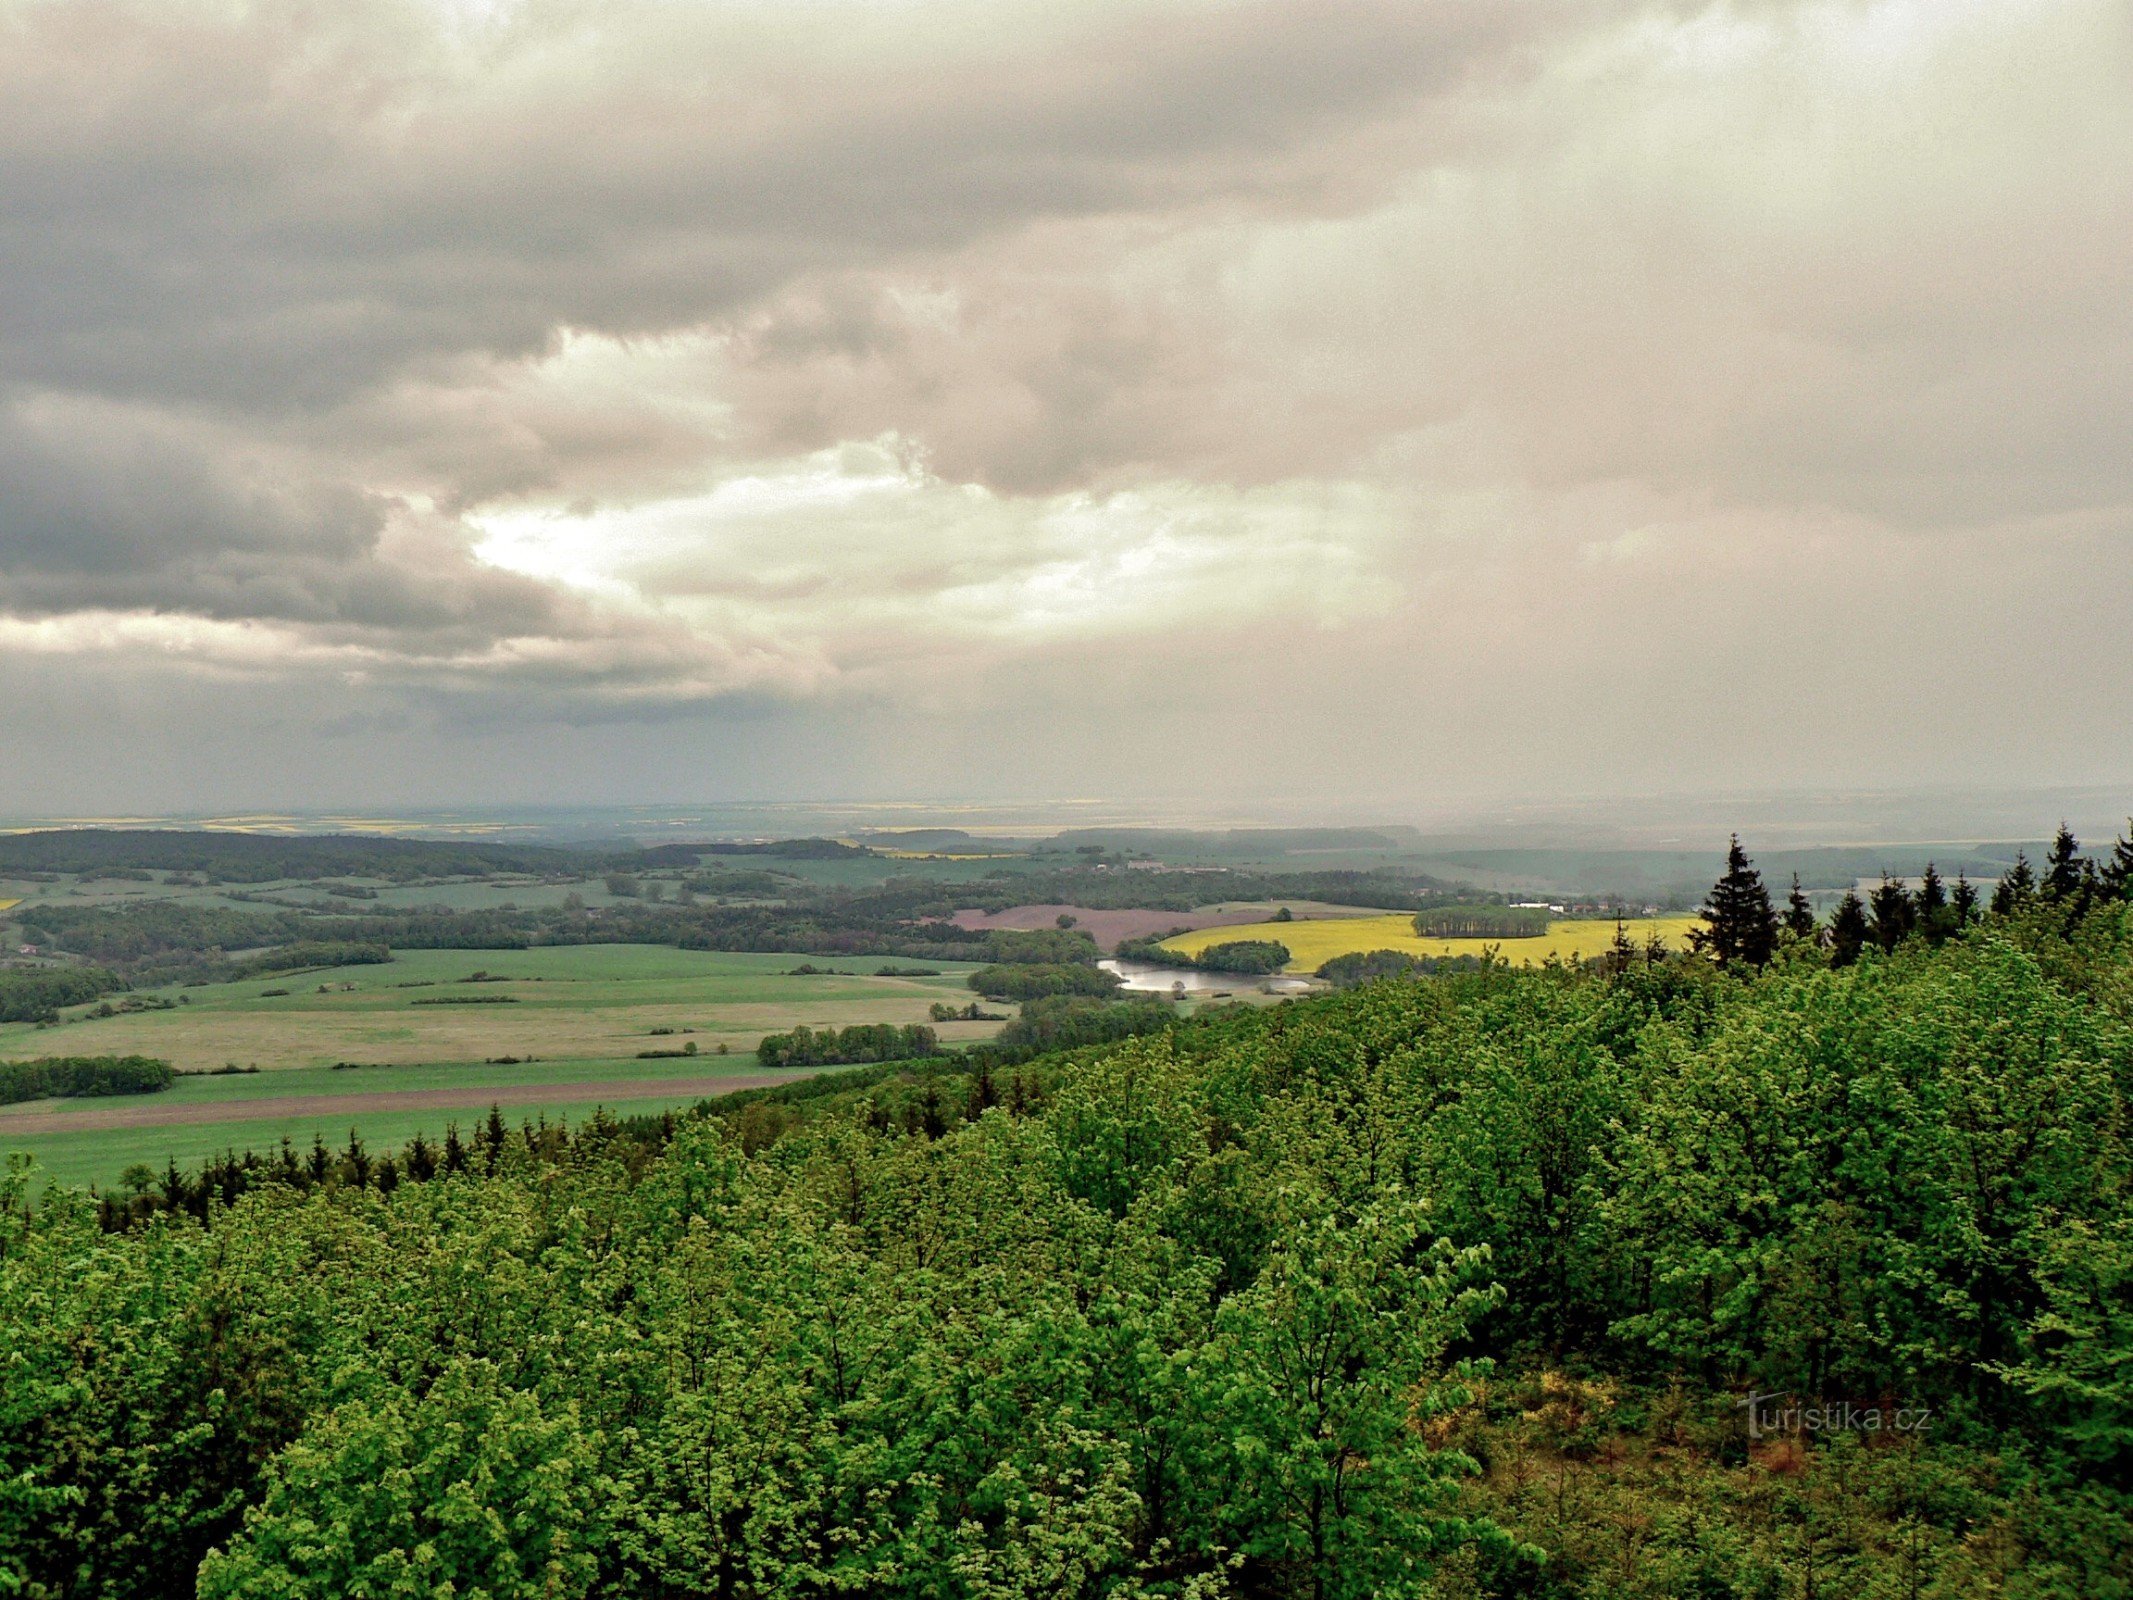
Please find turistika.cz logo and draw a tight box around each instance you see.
[1737,1392,1931,1439]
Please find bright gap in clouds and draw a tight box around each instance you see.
[469,438,1400,655]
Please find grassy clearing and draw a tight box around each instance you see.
[0,945,991,1073]
[1158,914,1703,972]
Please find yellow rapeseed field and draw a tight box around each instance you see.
[0,898,19,913]
[1158,913,1703,973]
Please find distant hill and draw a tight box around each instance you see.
[0,829,585,883]
[1049,826,1419,856]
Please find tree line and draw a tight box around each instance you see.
[1690,819,2133,966]
[754,1022,940,1070]
[0,1053,173,1106]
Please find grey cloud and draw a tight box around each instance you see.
[0,0,2128,811]
[0,0,1578,415]
[0,400,565,638]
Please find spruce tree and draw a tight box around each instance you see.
[2043,823,2089,903]
[1991,850,2035,915]
[1952,873,1980,926]
[343,1130,371,1189]
[482,1103,509,1173]
[1784,874,1817,940]
[1917,862,1950,943]
[1869,873,1918,951]
[2103,819,2133,902]
[1691,835,1780,966]
[1827,891,1869,967]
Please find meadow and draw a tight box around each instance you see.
[1157,911,1703,970]
[0,945,993,1187]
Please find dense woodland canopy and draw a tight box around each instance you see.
[5,826,2132,1598]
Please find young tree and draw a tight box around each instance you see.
[1690,836,1780,967]
[1784,873,1817,941]
[1828,892,1869,968]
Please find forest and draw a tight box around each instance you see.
[3,827,2131,1598]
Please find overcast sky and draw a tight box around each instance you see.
[2,0,2129,816]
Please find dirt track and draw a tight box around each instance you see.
[0,1074,800,1133]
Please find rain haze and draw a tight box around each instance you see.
[2,0,2130,822]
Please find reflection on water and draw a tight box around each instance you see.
[1100,959,1319,997]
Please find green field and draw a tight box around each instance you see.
[3,1077,778,1192]
[1,945,994,1189]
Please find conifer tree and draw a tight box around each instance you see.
[2043,823,2090,903]
[1828,891,1869,967]
[1869,874,1917,952]
[1690,835,1780,966]
[2102,819,2133,902]
[1917,862,1951,943]
[1784,874,1817,940]
[482,1103,509,1173]
[1991,850,2036,915]
[342,1130,370,1189]
[1952,873,1980,926]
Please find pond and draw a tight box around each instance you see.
[1099,959,1320,998]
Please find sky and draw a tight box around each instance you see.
[2,0,2129,817]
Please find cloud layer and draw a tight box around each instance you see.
[1,0,2128,809]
